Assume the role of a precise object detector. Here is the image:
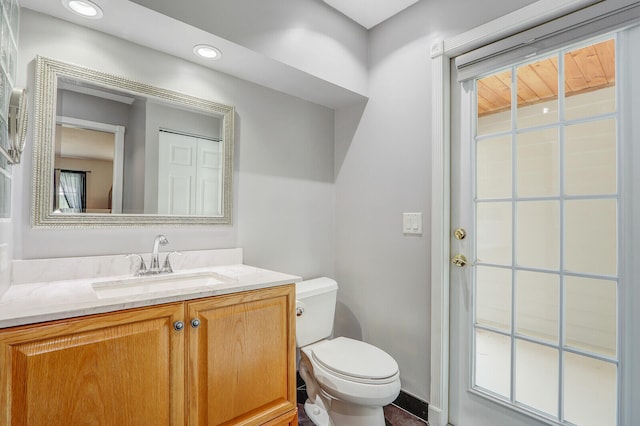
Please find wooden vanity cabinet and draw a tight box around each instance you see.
[187,285,297,425]
[0,284,297,426]
[0,303,186,425]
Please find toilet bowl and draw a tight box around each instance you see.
[296,278,401,426]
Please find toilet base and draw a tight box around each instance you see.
[329,399,386,426]
[304,399,332,426]
[303,397,386,426]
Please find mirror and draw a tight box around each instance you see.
[32,56,235,227]
[6,87,28,165]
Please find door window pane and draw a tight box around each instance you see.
[564,353,617,426]
[565,119,617,196]
[516,201,560,270]
[477,202,512,265]
[517,128,559,197]
[477,135,511,199]
[564,39,615,121]
[476,266,512,331]
[516,271,559,342]
[565,199,617,276]
[515,340,559,416]
[565,276,617,356]
[475,329,511,398]
[477,70,512,136]
[516,56,559,129]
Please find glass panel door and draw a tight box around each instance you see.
[472,37,618,425]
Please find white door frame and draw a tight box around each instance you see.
[56,116,125,213]
[428,1,639,425]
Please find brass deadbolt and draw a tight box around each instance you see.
[454,228,466,240]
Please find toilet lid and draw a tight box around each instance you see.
[311,337,398,381]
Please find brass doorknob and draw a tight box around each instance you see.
[452,254,468,267]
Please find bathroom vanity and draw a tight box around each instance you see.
[0,249,299,426]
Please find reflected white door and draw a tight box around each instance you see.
[195,138,222,216]
[449,29,639,426]
[158,131,196,215]
[158,131,221,216]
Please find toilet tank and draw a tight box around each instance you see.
[295,277,338,347]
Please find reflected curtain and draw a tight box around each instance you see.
[59,170,86,213]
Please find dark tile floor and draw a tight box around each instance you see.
[383,404,429,426]
[297,402,429,425]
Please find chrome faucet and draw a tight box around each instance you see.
[128,235,180,276]
[149,234,169,273]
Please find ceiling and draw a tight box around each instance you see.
[477,39,615,116]
[20,0,367,109]
[322,0,420,29]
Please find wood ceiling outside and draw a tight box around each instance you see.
[477,39,615,116]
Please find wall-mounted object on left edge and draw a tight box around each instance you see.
[6,87,28,165]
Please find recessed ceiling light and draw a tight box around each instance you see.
[62,0,104,19]
[193,44,222,60]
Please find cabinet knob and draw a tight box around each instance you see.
[190,319,201,328]
[173,321,185,331]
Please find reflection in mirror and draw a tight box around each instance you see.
[157,130,223,216]
[32,56,234,227]
[55,117,123,214]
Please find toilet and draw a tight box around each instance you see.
[296,278,401,426]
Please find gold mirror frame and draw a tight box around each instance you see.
[32,56,235,228]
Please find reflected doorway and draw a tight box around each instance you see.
[54,117,125,214]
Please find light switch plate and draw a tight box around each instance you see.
[403,212,422,235]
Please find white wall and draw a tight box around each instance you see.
[13,10,335,280]
[1,147,14,292]
[334,0,536,401]
[0,161,11,290]
[0,221,10,290]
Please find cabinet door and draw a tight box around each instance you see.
[261,408,298,426]
[187,285,296,426]
[0,303,185,426]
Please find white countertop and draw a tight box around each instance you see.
[0,264,301,329]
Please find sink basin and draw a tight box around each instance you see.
[92,271,225,299]
[208,265,259,282]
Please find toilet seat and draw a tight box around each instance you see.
[311,337,399,384]
[301,338,401,408]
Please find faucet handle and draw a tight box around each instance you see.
[126,254,147,275]
[162,251,182,273]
